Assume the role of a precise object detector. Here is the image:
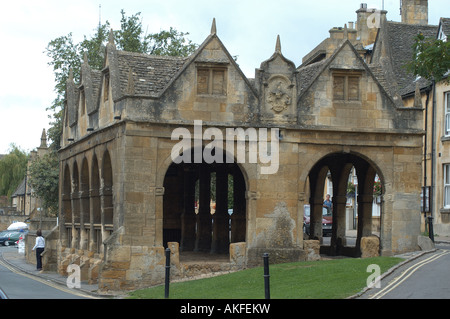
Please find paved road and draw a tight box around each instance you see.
[0,247,93,299]
[359,244,450,299]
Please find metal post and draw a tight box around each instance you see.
[263,253,270,299]
[165,247,171,299]
[428,216,434,242]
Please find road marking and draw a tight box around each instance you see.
[0,258,98,299]
[369,250,450,299]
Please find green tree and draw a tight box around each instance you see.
[36,10,199,215]
[0,145,28,201]
[45,10,197,150]
[407,33,450,83]
[28,152,59,216]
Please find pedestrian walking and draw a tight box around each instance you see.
[32,230,45,271]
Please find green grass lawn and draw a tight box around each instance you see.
[127,256,403,299]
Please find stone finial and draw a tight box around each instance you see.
[83,52,89,65]
[40,129,48,148]
[108,28,115,45]
[211,18,217,35]
[275,35,281,53]
[414,82,423,108]
[68,68,74,83]
[343,24,348,40]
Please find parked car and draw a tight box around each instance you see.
[303,205,332,237]
[0,230,28,246]
[0,231,10,246]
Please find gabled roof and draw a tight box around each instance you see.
[117,51,188,97]
[156,19,258,100]
[372,21,438,96]
[296,39,397,106]
[11,178,30,198]
[439,18,450,38]
[107,18,257,100]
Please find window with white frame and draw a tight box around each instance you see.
[444,164,450,208]
[445,92,450,136]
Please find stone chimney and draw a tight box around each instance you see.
[401,0,428,25]
[356,3,387,47]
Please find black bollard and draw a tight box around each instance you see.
[428,216,435,242]
[263,253,270,299]
[165,247,171,299]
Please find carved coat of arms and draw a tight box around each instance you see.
[267,80,291,113]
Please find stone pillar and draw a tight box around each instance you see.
[211,169,229,254]
[79,190,89,251]
[330,195,347,255]
[356,194,374,254]
[70,191,80,250]
[180,167,196,251]
[194,166,211,252]
[231,168,246,243]
[61,193,71,247]
[309,197,323,242]
[89,188,100,252]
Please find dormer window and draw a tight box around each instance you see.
[196,65,227,96]
[333,72,361,101]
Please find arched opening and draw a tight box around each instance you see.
[80,158,90,250]
[102,151,113,228]
[307,152,382,257]
[91,154,101,253]
[62,164,72,247]
[162,149,247,262]
[72,162,80,249]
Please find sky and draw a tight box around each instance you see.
[0,0,448,154]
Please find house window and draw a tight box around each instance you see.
[197,67,227,96]
[445,92,450,136]
[444,164,450,208]
[333,73,360,101]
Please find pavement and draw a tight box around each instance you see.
[1,233,449,299]
[0,247,105,299]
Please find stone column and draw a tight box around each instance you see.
[330,195,347,255]
[180,167,196,251]
[194,166,211,252]
[211,169,229,254]
[61,193,71,248]
[70,191,80,250]
[309,197,324,242]
[79,190,89,251]
[356,194,374,254]
[231,167,246,243]
[89,188,101,252]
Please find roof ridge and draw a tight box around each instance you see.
[117,50,188,61]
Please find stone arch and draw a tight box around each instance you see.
[72,161,80,249]
[91,154,101,252]
[102,150,113,228]
[80,157,90,250]
[307,151,383,257]
[61,163,72,247]
[161,146,248,259]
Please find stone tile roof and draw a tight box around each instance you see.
[297,58,329,97]
[383,21,438,96]
[440,18,450,35]
[117,51,188,97]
